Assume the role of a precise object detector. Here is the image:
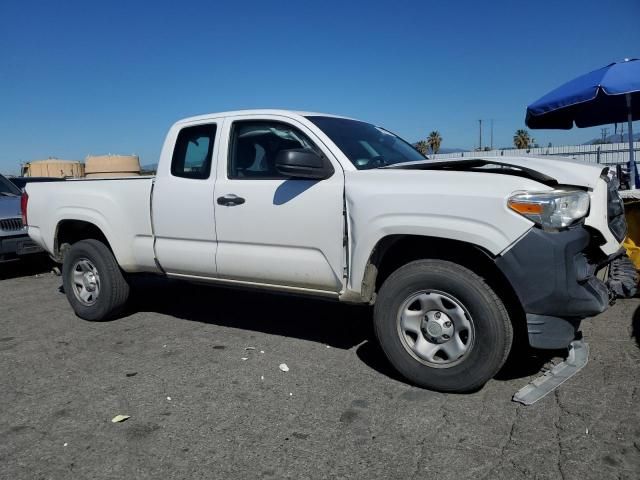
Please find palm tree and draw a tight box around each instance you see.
[427,131,442,154]
[513,129,533,149]
[414,140,429,156]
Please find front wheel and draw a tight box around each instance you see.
[62,239,130,321]
[374,259,513,392]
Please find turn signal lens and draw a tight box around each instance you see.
[507,200,544,215]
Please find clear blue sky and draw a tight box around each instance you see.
[1,0,639,174]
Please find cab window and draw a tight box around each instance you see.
[171,124,217,179]
[228,121,320,179]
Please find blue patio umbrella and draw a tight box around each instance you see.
[525,58,640,188]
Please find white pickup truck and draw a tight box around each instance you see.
[24,109,629,392]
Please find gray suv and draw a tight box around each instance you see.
[0,173,43,262]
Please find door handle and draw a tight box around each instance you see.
[217,194,246,206]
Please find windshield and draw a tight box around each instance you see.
[306,116,426,169]
[0,174,21,196]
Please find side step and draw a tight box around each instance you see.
[512,339,589,406]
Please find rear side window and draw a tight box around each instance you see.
[171,124,217,179]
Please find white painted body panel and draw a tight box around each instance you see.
[395,155,606,189]
[26,177,157,272]
[585,177,620,256]
[151,116,223,276]
[26,109,622,303]
[343,169,541,294]
[212,114,345,291]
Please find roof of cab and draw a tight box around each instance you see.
[175,109,353,125]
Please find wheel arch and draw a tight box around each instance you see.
[360,234,526,343]
[54,219,114,263]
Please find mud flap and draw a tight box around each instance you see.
[512,340,589,406]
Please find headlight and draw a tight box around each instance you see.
[508,189,590,228]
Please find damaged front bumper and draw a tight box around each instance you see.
[496,226,621,349]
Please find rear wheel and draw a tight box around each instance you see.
[62,239,130,321]
[374,259,512,392]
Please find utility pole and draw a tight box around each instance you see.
[490,119,494,150]
[478,119,482,150]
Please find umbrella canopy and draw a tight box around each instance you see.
[526,58,640,128]
[525,58,640,188]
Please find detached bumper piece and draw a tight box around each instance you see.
[606,254,638,298]
[513,339,589,405]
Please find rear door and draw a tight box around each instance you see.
[152,121,220,277]
[213,114,345,292]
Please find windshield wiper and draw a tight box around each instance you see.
[0,192,18,197]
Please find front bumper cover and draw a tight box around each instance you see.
[496,227,614,349]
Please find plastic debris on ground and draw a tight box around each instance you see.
[125,372,137,377]
[245,347,256,351]
[111,415,130,423]
[241,357,248,361]
[167,396,172,401]
[279,363,289,372]
[513,340,589,405]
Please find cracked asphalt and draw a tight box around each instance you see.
[1,259,639,479]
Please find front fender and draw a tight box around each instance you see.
[343,169,538,296]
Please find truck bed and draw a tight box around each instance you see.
[26,177,158,272]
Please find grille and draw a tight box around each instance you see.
[0,217,24,232]
[607,180,627,242]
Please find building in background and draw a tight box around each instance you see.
[84,154,140,178]
[18,155,142,179]
[21,159,84,178]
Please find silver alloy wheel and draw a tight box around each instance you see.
[396,290,475,368]
[71,258,101,306]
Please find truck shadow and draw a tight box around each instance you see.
[127,276,372,350]
[126,276,561,385]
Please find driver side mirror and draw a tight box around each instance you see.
[275,149,334,180]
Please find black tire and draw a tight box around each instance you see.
[62,239,130,321]
[374,259,513,392]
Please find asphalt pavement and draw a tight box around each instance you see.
[1,259,639,479]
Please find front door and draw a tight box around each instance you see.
[213,115,345,292]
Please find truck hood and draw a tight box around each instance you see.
[384,155,606,189]
[0,195,21,219]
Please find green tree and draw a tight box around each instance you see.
[414,140,429,156]
[427,131,442,154]
[513,129,533,149]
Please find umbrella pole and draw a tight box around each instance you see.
[627,93,637,189]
